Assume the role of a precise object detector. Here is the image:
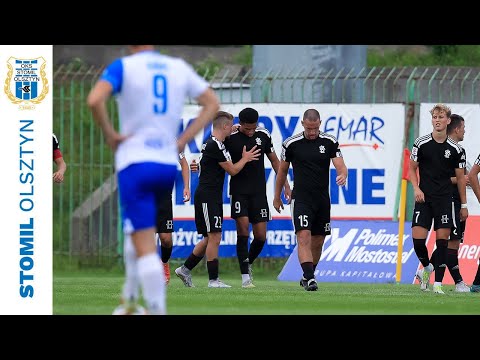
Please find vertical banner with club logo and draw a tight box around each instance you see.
[0,46,52,314]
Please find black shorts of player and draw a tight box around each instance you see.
[156,193,174,234]
[450,199,466,242]
[412,197,456,231]
[230,193,271,223]
[290,197,331,236]
[194,193,223,237]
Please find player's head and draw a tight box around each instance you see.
[447,113,465,141]
[238,107,258,137]
[301,108,321,140]
[213,110,234,134]
[429,103,451,132]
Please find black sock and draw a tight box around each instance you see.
[207,259,219,280]
[301,262,314,281]
[434,239,448,282]
[184,253,203,271]
[313,263,318,272]
[248,238,266,264]
[160,245,172,264]
[413,238,430,267]
[430,249,437,267]
[473,263,480,286]
[446,248,462,283]
[236,235,249,274]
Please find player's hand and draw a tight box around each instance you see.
[231,124,240,134]
[273,197,284,213]
[283,186,292,204]
[105,131,127,152]
[414,188,425,203]
[183,188,191,202]
[190,159,199,172]
[242,145,261,162]
[336,174,347,186]
[460,207,468,222]
[53,171,64,183]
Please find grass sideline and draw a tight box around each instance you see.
[53,268,480,315]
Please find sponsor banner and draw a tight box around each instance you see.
[171,219,296,258]
[419,103,480,215]
[174,103,405,220]
[417,215,480,285]
[172,218,297,258]
[0,46,52,314]
[277,220,418,284]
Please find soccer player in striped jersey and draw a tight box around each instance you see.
[427,114,470,292]
[87,45,219,314]
[155,151,191,284]
[467,153,480,292]
[273,109,347,291]
[223,107,291,288]
[409,104,468,294]
[174,111,260,288]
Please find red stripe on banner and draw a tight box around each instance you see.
[414,215,480,285]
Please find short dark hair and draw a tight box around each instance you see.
[213,111,233,128]
[447,113,464,135]
[238,107,258,124]
[303,108,320,122]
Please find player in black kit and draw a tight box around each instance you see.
[425,114,470,292]
[409,104,468,294]
[175,111,260,288]
[224,107,291,288]
[273,109,347,291]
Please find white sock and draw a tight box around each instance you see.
[121,233,140,303]
[433,281,442,287]
[242,274,250,283]
[425,263,434,272]
[138,252,166,315]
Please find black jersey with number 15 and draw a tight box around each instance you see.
[282,131,342,202]
[410,134,464,201]
[196,136,232,201]
[224,127,274,195]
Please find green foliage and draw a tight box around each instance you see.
[368,45,480,66]
[194,56,223,80]
[232,45,253,66]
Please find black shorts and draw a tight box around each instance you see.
[290,198,331,236]
[450,199,466,242]
[230,193,271,223]
[412,197,456,231]
[156,193,173,233]
[194,192,223,237]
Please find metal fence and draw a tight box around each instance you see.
[53,64,480,264]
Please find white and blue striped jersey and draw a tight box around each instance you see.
[100,50,209,171]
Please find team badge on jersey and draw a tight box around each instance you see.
[5,57,49,109]
[319,145,326,153]
[444,149,451,158]
[255,137,262,146]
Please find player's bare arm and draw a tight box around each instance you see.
[455,167,469,221]
[273,160,290,213]
[87,80,127,151]
[180,156,191,202]
[468,163,480,203]
[220,145,261,176]
[409,159,424,203]
[332,157,347,186]
[267,151,291,201]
